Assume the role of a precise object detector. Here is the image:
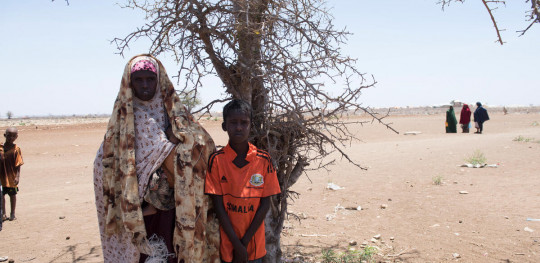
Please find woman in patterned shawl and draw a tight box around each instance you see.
[93,54,219,263]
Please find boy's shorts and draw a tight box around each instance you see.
[222,258,263,263]
[2,187,18,196]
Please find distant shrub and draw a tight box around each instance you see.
[465,150,487,165]
[321,246,377,263]
[432,175,443,185]
[513,135,540,143]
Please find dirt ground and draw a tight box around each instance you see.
[0,111,539,262]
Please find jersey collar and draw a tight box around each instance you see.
[224,142,257,163]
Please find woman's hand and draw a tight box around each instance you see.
[165,126,180,144]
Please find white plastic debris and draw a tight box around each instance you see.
[524,227,535,233]
[459,163,498,168]
[327,183,344,190]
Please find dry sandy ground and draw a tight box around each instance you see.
[0,111,539,262]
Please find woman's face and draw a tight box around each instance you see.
[131,70,158,101]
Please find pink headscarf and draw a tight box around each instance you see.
[130,58,157,74]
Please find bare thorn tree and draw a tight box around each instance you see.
[51,0,69,5]
[115,0,396,261]
[519,0,540,35]
[439,0,540,45]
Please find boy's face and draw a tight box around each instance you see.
[131,70,158,101]
[223,110,251,145]
[4,129,18,144]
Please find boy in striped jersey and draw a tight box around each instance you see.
[205,99,281,263]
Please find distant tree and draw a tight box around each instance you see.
[177,90,202,112]
[6,111,13,120]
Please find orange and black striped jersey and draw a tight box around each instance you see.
[205,143,281,262]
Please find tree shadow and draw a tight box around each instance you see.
[383,248,422,263]
[48,243,102,263]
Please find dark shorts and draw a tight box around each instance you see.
[2,187,18,196]
[222,258,263,263]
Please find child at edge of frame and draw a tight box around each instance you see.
[204,99,281,263]
[1,127,24,222]
[0,185,2,231]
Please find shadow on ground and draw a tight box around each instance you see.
[48,243,101,263]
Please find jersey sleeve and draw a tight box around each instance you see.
[204,153,222,195]
[15,147,23,167]
[262,159,281,197]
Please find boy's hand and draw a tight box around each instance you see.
[240,236,250,247]
[232,245,248,263]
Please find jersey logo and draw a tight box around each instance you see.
[249,174,264,187]
[221,176,228,183]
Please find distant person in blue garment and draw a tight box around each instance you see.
[473,102,490,134]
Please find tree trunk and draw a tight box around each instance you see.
[233,1,285,261]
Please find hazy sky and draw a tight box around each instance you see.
[1,0,538,117]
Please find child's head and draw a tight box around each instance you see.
[130,58,158,101]
[222,99,253,145]
[4,127,18,144]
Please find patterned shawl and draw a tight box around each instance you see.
[99,54,219,262]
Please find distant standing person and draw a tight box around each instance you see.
[445,106,457,133]
[459,104,472,133]
[0,185,2,230]
[473,102,490,134]
[1,127,24,222]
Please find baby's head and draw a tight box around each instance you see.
[130,57,158,101]
[222,99,253,144]
[4,127,18,144]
